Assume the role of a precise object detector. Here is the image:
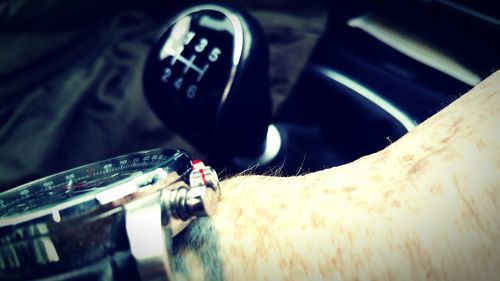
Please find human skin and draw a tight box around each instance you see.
[175,70,500,281]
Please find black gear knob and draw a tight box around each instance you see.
[143,4,271,159]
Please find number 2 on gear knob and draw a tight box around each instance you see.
[143,4,271,159]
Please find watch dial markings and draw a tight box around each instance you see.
[0,149,184,218]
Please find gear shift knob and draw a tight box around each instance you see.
[143,4,271,159]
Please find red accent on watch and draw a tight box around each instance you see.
[199,168,207,185]
[192,160,207,185]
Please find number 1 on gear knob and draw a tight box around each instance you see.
[143,4,271,159]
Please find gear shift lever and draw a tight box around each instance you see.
[143,4,274,161]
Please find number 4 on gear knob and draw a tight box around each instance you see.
[143,4,272,159]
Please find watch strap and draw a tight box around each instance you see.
[37,251,139,281]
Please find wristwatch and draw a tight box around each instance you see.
[0,148,220,280]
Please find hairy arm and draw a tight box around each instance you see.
[176,70,500,281]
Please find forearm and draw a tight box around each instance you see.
[176,70,500,280]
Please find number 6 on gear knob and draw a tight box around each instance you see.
[143,4,272,159]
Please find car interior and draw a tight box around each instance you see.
[266,0,499,174]
[0,0,499,279]
[0,0,498,184]
[140,0,499,176]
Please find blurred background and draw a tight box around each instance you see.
[0,0,498,190]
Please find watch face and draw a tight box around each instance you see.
[0,149,190,222]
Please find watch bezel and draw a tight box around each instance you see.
[0,149,193,237]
